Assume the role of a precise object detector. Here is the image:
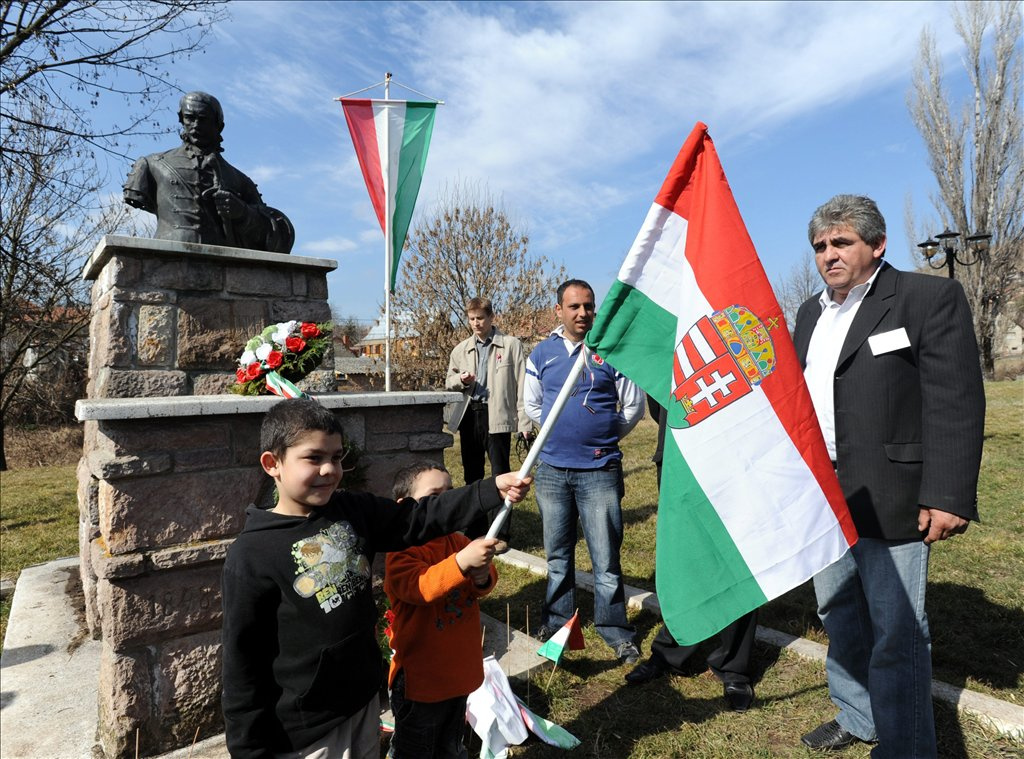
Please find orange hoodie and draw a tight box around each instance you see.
[384,534,497,702]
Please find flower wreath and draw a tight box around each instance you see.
[231,320,332,396]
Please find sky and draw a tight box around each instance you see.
[103,0,976,322]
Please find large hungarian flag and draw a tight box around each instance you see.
[586,122,857,645]
[341,99,436,291]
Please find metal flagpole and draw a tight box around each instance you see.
[383,72,392,392]
[485,349,588,538]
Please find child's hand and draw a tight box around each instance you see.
[495,473,532,503]
[456,537,498,574]
[467,564,492,588]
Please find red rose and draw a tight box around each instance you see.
[285,336,306,353]
[235,368,246,383]
[300,322,320,338]
[265,351,283,369]
[245,362,263,381]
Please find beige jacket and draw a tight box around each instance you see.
[445,328,531,436]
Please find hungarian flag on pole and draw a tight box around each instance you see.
[586,122,857,645]
[536,610,585,664]
[341,99,436,291]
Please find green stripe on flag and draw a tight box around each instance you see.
[657,442,767,644]
[588,280,677,403]
[390,103,436,291]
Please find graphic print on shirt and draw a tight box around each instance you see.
[436,588,476,631]
[290,521,370,614]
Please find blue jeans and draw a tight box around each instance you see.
[534,460,634,649]
[813,538,934,758]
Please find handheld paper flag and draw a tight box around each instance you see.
[341,99,436,292]
[536,610,585,664]
[466,656,528,758]
[517,696,581,749]
[585,122,856,645]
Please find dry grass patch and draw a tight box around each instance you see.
[5,424,83,468]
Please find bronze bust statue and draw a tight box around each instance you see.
[124,92,294,254]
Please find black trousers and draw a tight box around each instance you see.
[460,402,511,540]
[650,610,757,685]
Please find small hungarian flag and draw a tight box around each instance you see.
[586,122,857,645]
[516,697,580,749]
[536,611,585,664]
[265,371,304,399]
[340,99,437,292]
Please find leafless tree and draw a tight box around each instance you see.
[0,105,133,470]
[773,254,821,335]
[908,0,1023,376]
[1,0,228,168]
[390,182,566,388]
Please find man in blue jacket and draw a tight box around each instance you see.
[525,279,645,663]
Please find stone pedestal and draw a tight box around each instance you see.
[76,238,458,757]
[83,235,336,397]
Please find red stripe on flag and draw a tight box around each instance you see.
[656,123,856,546]
[341,99,386,232]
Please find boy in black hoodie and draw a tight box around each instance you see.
[221,398,530,758]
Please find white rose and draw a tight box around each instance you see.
[256,343,272,361]
[272,321,298,344]
[240,349,256,365]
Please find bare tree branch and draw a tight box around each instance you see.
[908,0,1023,376]
[772,254,821,334]
[1,0,228,163]
[390,181,567,389]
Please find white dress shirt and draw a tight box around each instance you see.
[803,264,883,460]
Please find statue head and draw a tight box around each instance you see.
[178,91,224,150]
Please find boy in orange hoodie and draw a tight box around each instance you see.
[385,461,499,758]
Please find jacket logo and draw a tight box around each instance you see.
[672,305,776,426]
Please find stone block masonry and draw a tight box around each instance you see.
[77,237,460,758]
[83,236,336,398]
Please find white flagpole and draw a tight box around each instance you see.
[485,348,588,539]
[383,72,393,392]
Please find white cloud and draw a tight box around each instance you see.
[300,236,359,255]
[354,1,961,250]
[246,165,285,184]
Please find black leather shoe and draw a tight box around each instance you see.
[624,656,668,685]
[723,682,754,712]
[800,720,861,751]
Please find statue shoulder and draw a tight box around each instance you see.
[217,155,261,194]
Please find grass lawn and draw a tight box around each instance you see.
[0,383,1020,757]
[460,380,1022,757]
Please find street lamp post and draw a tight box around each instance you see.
[917,228,991,279]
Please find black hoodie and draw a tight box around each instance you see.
[221,480,502,757]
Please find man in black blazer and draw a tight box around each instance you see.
[793,195,984,757]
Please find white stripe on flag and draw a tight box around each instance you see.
[372,102,406,226]
[688,322,717,364]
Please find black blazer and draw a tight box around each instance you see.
[793,263,985,539]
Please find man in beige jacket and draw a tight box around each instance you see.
[446,297,532,544]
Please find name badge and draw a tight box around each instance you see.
[868,327,911,356]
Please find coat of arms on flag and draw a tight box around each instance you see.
[672,304,777,426]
